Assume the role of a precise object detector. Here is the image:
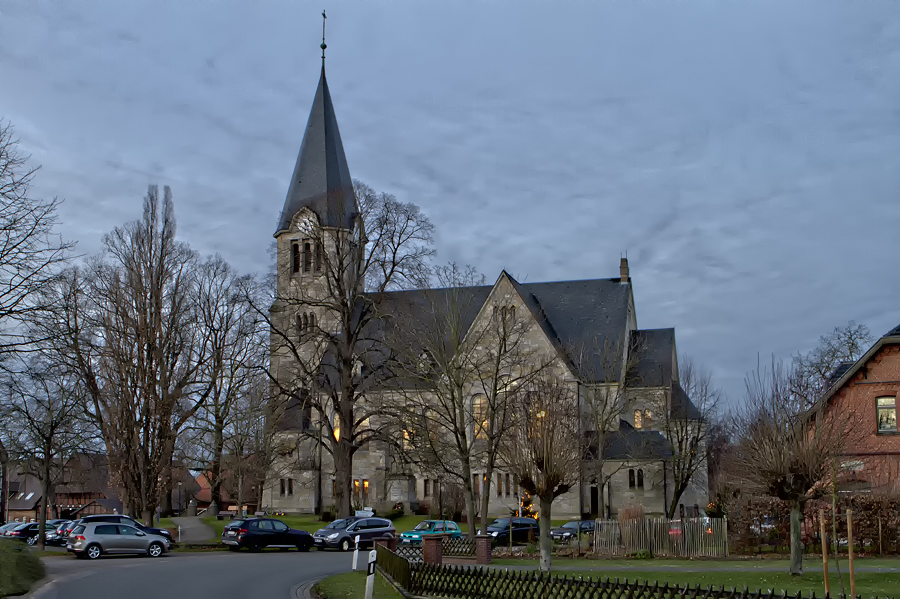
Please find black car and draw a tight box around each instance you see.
[79,515,174,543]
[550,520,595,542]
[484,517,539,545]
[45,521,74,546]
[221,518,313,552]
[5,522,56,545]
[312,517,396,551]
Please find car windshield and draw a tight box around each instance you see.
[229,520,247,528]
[325,518,353,530]
[490,519,510,528]
[414,522,435,531]
[13,523,31,530]
[561,522,579,530]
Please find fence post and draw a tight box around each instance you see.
[476,535,493,565]
[847,509,855,599]
[819,509,829,597]
[423,535,442,565]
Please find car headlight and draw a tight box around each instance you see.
[490,531,498,537]
[327,532,340,540]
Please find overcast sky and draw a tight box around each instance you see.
[1,0,898,402]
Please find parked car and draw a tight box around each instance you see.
[400,520,462,545]
[66,522,172,559]
[484,518,539,545]
[312,517,396,551]
[79,515,174,543]
[46,521,74,547]
[60,519,83,541]
[550,520,595,542]
[5,522,57,545]
[0,522,22,536]
[221,518,314,552]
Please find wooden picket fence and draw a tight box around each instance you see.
[593,517,728,558]
[375,547,893,599]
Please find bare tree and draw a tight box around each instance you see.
[730,359,852,575]
[0,120,73,365]
[0,357,97,549]
[791,321,872,409]
[500,374,581,572]
[388,264,552,538]
[254,180,434,518]
[35,186,216,523]
[656,358,719,517]
[182,255,262,511]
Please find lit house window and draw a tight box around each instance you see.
[877,397,898,433]
[634,410,643,429]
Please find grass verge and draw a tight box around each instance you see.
[0,539,46,597]
[313,571,404,599]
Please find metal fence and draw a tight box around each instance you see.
[593,518,728,558]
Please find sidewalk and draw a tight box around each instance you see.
[171,516,216,543]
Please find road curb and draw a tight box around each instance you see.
[292,578,321,599]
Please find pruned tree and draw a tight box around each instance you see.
[388,264,553,538]
[791,321,872,409]
[256,180,434,518]
[656,358,719,517]
[0,120,73,366]
[0,357,97,549]
[35,186,217,524]
[730,359,853,576]
[500,373,581,571]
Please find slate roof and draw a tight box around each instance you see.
[602,421,674,460]
[627,329,675,387]
[887,323,900,337]
[276,67,358,235]
[670,382,703,420]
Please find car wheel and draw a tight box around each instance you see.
[297,542,311,552]
[26,535,38,546]
[147,542,164,558]
[85,544,102,560]
[340,538,351,552]
[249,543,262,553]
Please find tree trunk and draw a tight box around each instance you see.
[479,470,493,543]
[333,442,353,518]
[211,429,224,507]
[789,500,803,576]
[39,454,51,551]
[461,462,476,540]
[538,496,553,572]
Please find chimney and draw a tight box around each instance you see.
[620,257,629,283]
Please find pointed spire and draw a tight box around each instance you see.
[276,39,358,236]
[320,10,327,68]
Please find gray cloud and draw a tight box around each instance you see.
[0,0,898,402]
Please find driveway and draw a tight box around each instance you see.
[31,550,354,599]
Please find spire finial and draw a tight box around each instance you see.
[320,10,327,67]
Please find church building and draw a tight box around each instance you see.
[261,60,709,520]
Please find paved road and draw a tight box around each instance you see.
[32,550,356,599]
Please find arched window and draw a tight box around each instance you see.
[637,469,644,489]
[473,394,488,439]
[643,409,652,428]
[628,469,635,488]
[309,313,316,330]
[296,314,303,332]
[634,409,643,429]
[314,242,323,272]
[302,240,312,272]
[291,243,300,273]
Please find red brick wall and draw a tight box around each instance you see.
[829,343,900,493]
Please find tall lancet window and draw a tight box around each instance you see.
[303,240,312,272]
[292,243,301,273]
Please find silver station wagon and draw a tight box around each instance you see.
[67,522,172,559]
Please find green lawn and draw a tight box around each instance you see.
[493,557,900,570]
[555,569,900,598]
[314,571,403,599]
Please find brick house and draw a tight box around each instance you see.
[821,324,900,494]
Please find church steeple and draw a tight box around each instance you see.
[275,62,358,236]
